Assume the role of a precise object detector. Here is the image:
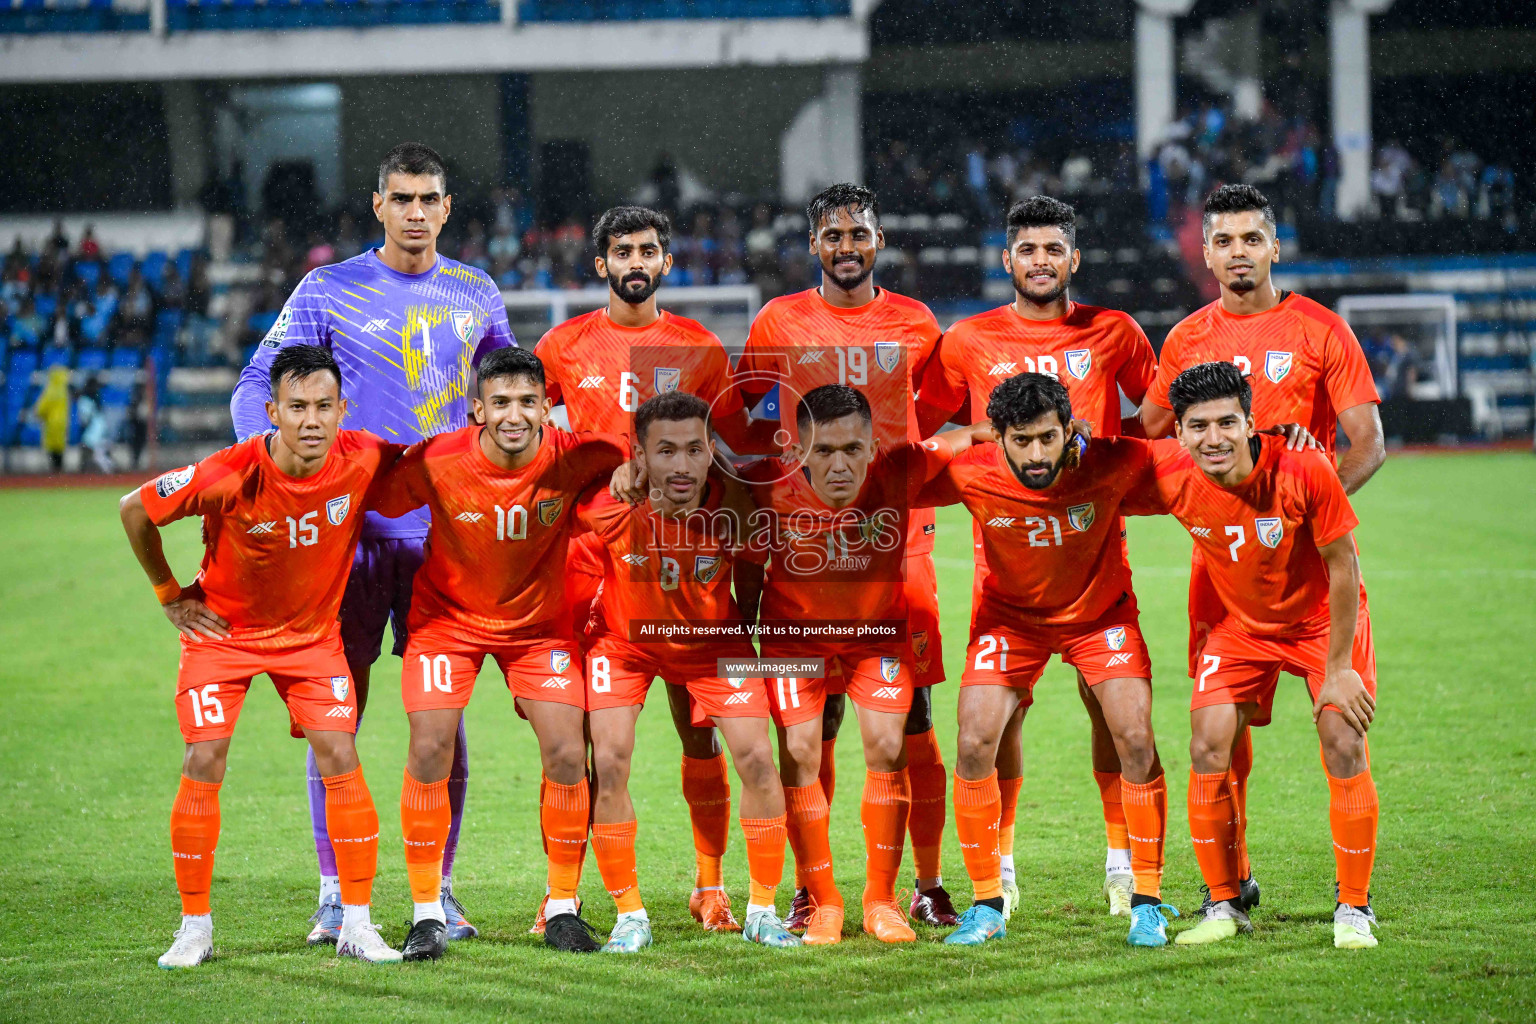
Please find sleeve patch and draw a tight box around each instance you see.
[155,465,196,498]
[261,306,293,348]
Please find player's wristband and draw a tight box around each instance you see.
[152,577,183,605]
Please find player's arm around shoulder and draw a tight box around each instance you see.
[367,435,436,518]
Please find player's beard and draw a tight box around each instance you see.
[1225,263,1259,294]
[1006,447,1069,491]
[609,269,659,305]
[826,254,874,292]
[1012,264,1071,307]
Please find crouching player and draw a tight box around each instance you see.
[580,392,794,950]
[736,385,987,945]
[1156,362,1381,950]
[915,373,1175,947]
[371,347,627,959]
[121,345,403,967]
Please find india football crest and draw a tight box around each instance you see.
[537,498,564,527]
[1067,502,1096,532]
[695,555,722,584]
[450,310,475,345]
[911,630,929,657]
[326,494,351,526]
[1256,517,1284,548]
[1103,627,1126,652]
[1265,351,1293,384]
[654,367,681,394]
[880,657,901,683]
[1065,349,1092,380]
[550,650,571,674]
[330,675,350,701]
[874,342,901,374]
[155,465,195,498]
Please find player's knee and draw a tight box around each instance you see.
[591,743,634,789]
[181,743,227,783]
[542,736,587,782]
[1188,732,1231,774]
[780,729,821,782]
[1114,722,1157,774]
[731,741,778,793]
[864,729,905,773]
[1318,728,1367,778]
[408,729,457,779]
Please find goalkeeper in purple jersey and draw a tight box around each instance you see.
[231,142,513,945]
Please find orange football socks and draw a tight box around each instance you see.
[861,770,911,908]
[323,767,380,908]
[1327,768,1379,907]
[952,771,1003,901]
[1230,727,1254,879]
[739,814,787,909]
[542,776,589,902]
[998,774,1023,863]
[785,784,841,908]
[169,776,221,916]
[400,771,450,905]
[1119,773,1169,900]
[592,819,643,914]
[681,754,730,889]
[904,729,946,883]
[1187,770,1241,903]
[1093,770,1131,853]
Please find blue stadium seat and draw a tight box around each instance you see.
[141,250,168,285]
[175,248,197,280]
[75,261,100,288]
[75,348,109,374]
[33,295,56,320]
[155,309,184,334]
[108,252,136,287]
[111,347,145,369]
[40,347,71,370]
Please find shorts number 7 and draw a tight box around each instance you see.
[1198,654,1221,693]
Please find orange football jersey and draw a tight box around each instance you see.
[734,287,942,552]
[917,438,1162,628]
[534,308,743,435]
[1150,434,1359,636]
[139,431,401,649]
[372,425,626,645]
[741,439,953,642]
[919,302,1156,437]
[1146,293,1379,453]
[579,483,749,652]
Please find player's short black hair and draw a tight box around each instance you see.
[269,344,342,395]
[806,183,880,235]
[476,346,545,394]
[1006,195,1077,248]
[593,206,672,257]
[986,372,1072,433]
[635,390,711,445]
[1202,183,1276,239]
[796,383,873,436]
[378,142,448,195]
[1168,361,1253,421]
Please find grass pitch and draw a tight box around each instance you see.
[1,451,1534,1023]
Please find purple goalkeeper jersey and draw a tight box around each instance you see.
[231,248,514,539]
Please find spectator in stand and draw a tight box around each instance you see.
[30,366,70,473]
[127,378,150,471]
[45,220,68,257]
[77,227,101,262]
[458,219,489,270]
[335,212,363,259]
[10,296,43,349]
[303,231,336,274]
[75,375,113,473]
[117,267,156,338]
[159,262,187,312]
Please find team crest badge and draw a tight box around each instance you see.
[880,657,901,683]
[1067,502,1096,532]
[1065,349,1092,380]
[550,650,571,674]
[330,675,350,701]
[154,465,195,498]
[1104,627,1126,652]
[1265,351,1293,384]
[654,367,681,394]
[450,310,475,345]
[695,555,722,584]
[857,516,885,544]
[537,498,563,527]
[326,494,351,526]
[911,630,929,657]
[874,341,901,374]
[726,676,745,690]
[1256,517,1284,548]
[261,306,292,348]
